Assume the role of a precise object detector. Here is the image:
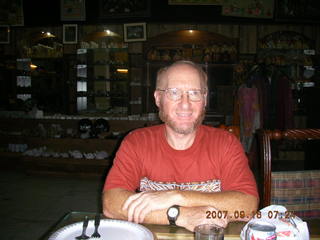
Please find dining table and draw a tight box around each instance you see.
[40,211,320,240]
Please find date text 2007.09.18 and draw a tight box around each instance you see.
[205,210,295,220]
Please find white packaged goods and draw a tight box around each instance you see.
[240,205,309,240]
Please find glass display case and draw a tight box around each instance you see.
[257,31,317,115]
[16,58,32,103]
[75,29,130,115]
[76,47,129,115]
[14,30,66,114]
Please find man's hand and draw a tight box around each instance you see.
[177,206,228,232]
[122,190,182,223]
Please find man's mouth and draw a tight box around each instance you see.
[176,112,192,118]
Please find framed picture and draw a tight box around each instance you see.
[99,0,150,19]
[168,0,221,5]
[63,24,78,44]
[0,25,10,44]
[0,0,24,26]
[123,22,146,42]
[60,0,86,21]
[275,0,320,22]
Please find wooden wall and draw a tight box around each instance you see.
[2,23,319,57]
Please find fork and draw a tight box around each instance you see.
[76,216,89,240]
[91,214,101,238]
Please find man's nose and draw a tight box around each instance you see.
[179,92,192,107]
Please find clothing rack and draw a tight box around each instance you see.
[246,63,292,87]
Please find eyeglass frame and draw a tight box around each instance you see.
[156,88,207,102]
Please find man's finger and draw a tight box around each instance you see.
[126,194,147,222]
[140,205,153,223]
[122,192,142,210]
[136,202,151,223]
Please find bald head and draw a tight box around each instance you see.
[156,61,208,91]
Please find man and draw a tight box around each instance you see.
[102,60,258,232]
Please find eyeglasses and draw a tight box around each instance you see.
[157,88,206,102]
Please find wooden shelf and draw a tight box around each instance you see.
[0,150,112,178]
[0,117,161,177]
[0,134,119,177]
[0,118,158,134]
[22,156,112,178]
[0,135,119,153]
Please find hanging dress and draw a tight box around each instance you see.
[238,84,261,152]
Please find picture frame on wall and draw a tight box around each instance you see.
[60,0,86,21]
[63,24,78,44]
[275,0,320,22]
[123,22,146,42]
[99,0,150,19]
[0,25,10,44]
[0,0,24,26]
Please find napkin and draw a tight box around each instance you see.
[240,205,309,240]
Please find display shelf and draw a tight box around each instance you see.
[76,48,129,113]
[0,135,118,152]
[22,156,111,178]
[0,116,161,176]
[0,134,118,177]
[0,117,159,133]
[15,57,66,113]
[257,31,317,115]
[144,30,238,64]
[16,58,32,103]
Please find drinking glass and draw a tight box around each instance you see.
[195,224,224,240]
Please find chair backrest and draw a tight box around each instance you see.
[258,129,320,219]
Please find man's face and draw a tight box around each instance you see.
[154,64,207,135]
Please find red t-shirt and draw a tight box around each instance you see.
[104,124,258,198]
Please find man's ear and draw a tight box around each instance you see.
[154,90,161,107]
[204,92,208,107]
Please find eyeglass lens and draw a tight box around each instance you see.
[166,88,203,101]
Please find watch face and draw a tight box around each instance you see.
[168,207,179,217]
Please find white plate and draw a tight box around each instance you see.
[48,219,154,240]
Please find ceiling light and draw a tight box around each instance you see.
[116,68,128,73]
[30,64,37,69]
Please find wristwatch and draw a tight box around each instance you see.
[167,205,180,225]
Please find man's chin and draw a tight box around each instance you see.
[169,123,196,135]
[159,110,204,135]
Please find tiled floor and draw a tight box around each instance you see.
[0,169,104,240]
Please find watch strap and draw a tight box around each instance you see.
[167,205,180,226]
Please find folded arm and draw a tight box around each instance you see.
[102,187,258,232]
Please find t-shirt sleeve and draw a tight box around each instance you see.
[219,133,259,199]
[103,133,142,192]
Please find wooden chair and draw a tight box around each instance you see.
[258,129,320,220]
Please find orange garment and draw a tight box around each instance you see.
[104,124,258,198]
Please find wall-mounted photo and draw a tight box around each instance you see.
[60,0,86,21]
[0,0,24,26]
[275,0,320,22]
[63,24,78,44]
[123,22,146,42]
[99,0,150,19]
[0,25,10,44]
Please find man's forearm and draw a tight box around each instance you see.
[102,188,227,230]
[102,188,229,232]
[179,190,259,220]
[102,188,134,219]
[102,188,169,224]
[103,188,258,225]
